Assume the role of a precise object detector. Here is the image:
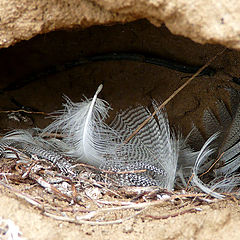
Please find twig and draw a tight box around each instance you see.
[30,174,73,202]
[124,48,227,143]
[144,207,202,220]
[200,152,225,177]
[0,109,49,115]
[96,200,136,206]
[185,173,194,191]
[44,208,146,226]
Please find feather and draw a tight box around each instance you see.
[213,90,240,180]
[203,108,221,138]
[188,88,240,196]
[186,123,205,151]
[209,174,240,193]
[200,89,240,152]
[107,101,179,190]
[220,104,240,152]
[217,99,232,128]
[176,134,199,187]
[215,141,240,176]
[0,129,38,156]
[191,132,224,198]
[204,92,240,176]
[42,84,121,167]
[42,87,179,189]
[0,129,75,175]
[229,87,240,116]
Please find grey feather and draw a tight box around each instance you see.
[220,105,240,152]
[203,108,221,138]
[189,88,240,196]
[0,129,75,175]
[229,87,240,116]
[217,99,232,128]
[186,123,205,151]
[106,101,179,190]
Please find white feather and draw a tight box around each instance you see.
[215,141,240,176]
[43,84,120,167]
[209,174,240,193]
[176,134,199,187]
[1,129,35,143]
[191,132,224,198]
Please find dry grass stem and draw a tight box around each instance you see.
[125,48,227,143]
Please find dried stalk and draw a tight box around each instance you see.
[125,48,226,143]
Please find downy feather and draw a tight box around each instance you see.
[176,133,199,187]
[42,84,120,167]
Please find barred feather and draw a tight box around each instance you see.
[107,101,179,190]
[189,88,240,195]
[0,129,74,175]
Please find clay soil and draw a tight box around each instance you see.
[1,20,240,239]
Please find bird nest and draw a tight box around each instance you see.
[0,148,237,227]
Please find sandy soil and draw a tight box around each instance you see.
[0,20,240,239]
[1,184,240,240]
